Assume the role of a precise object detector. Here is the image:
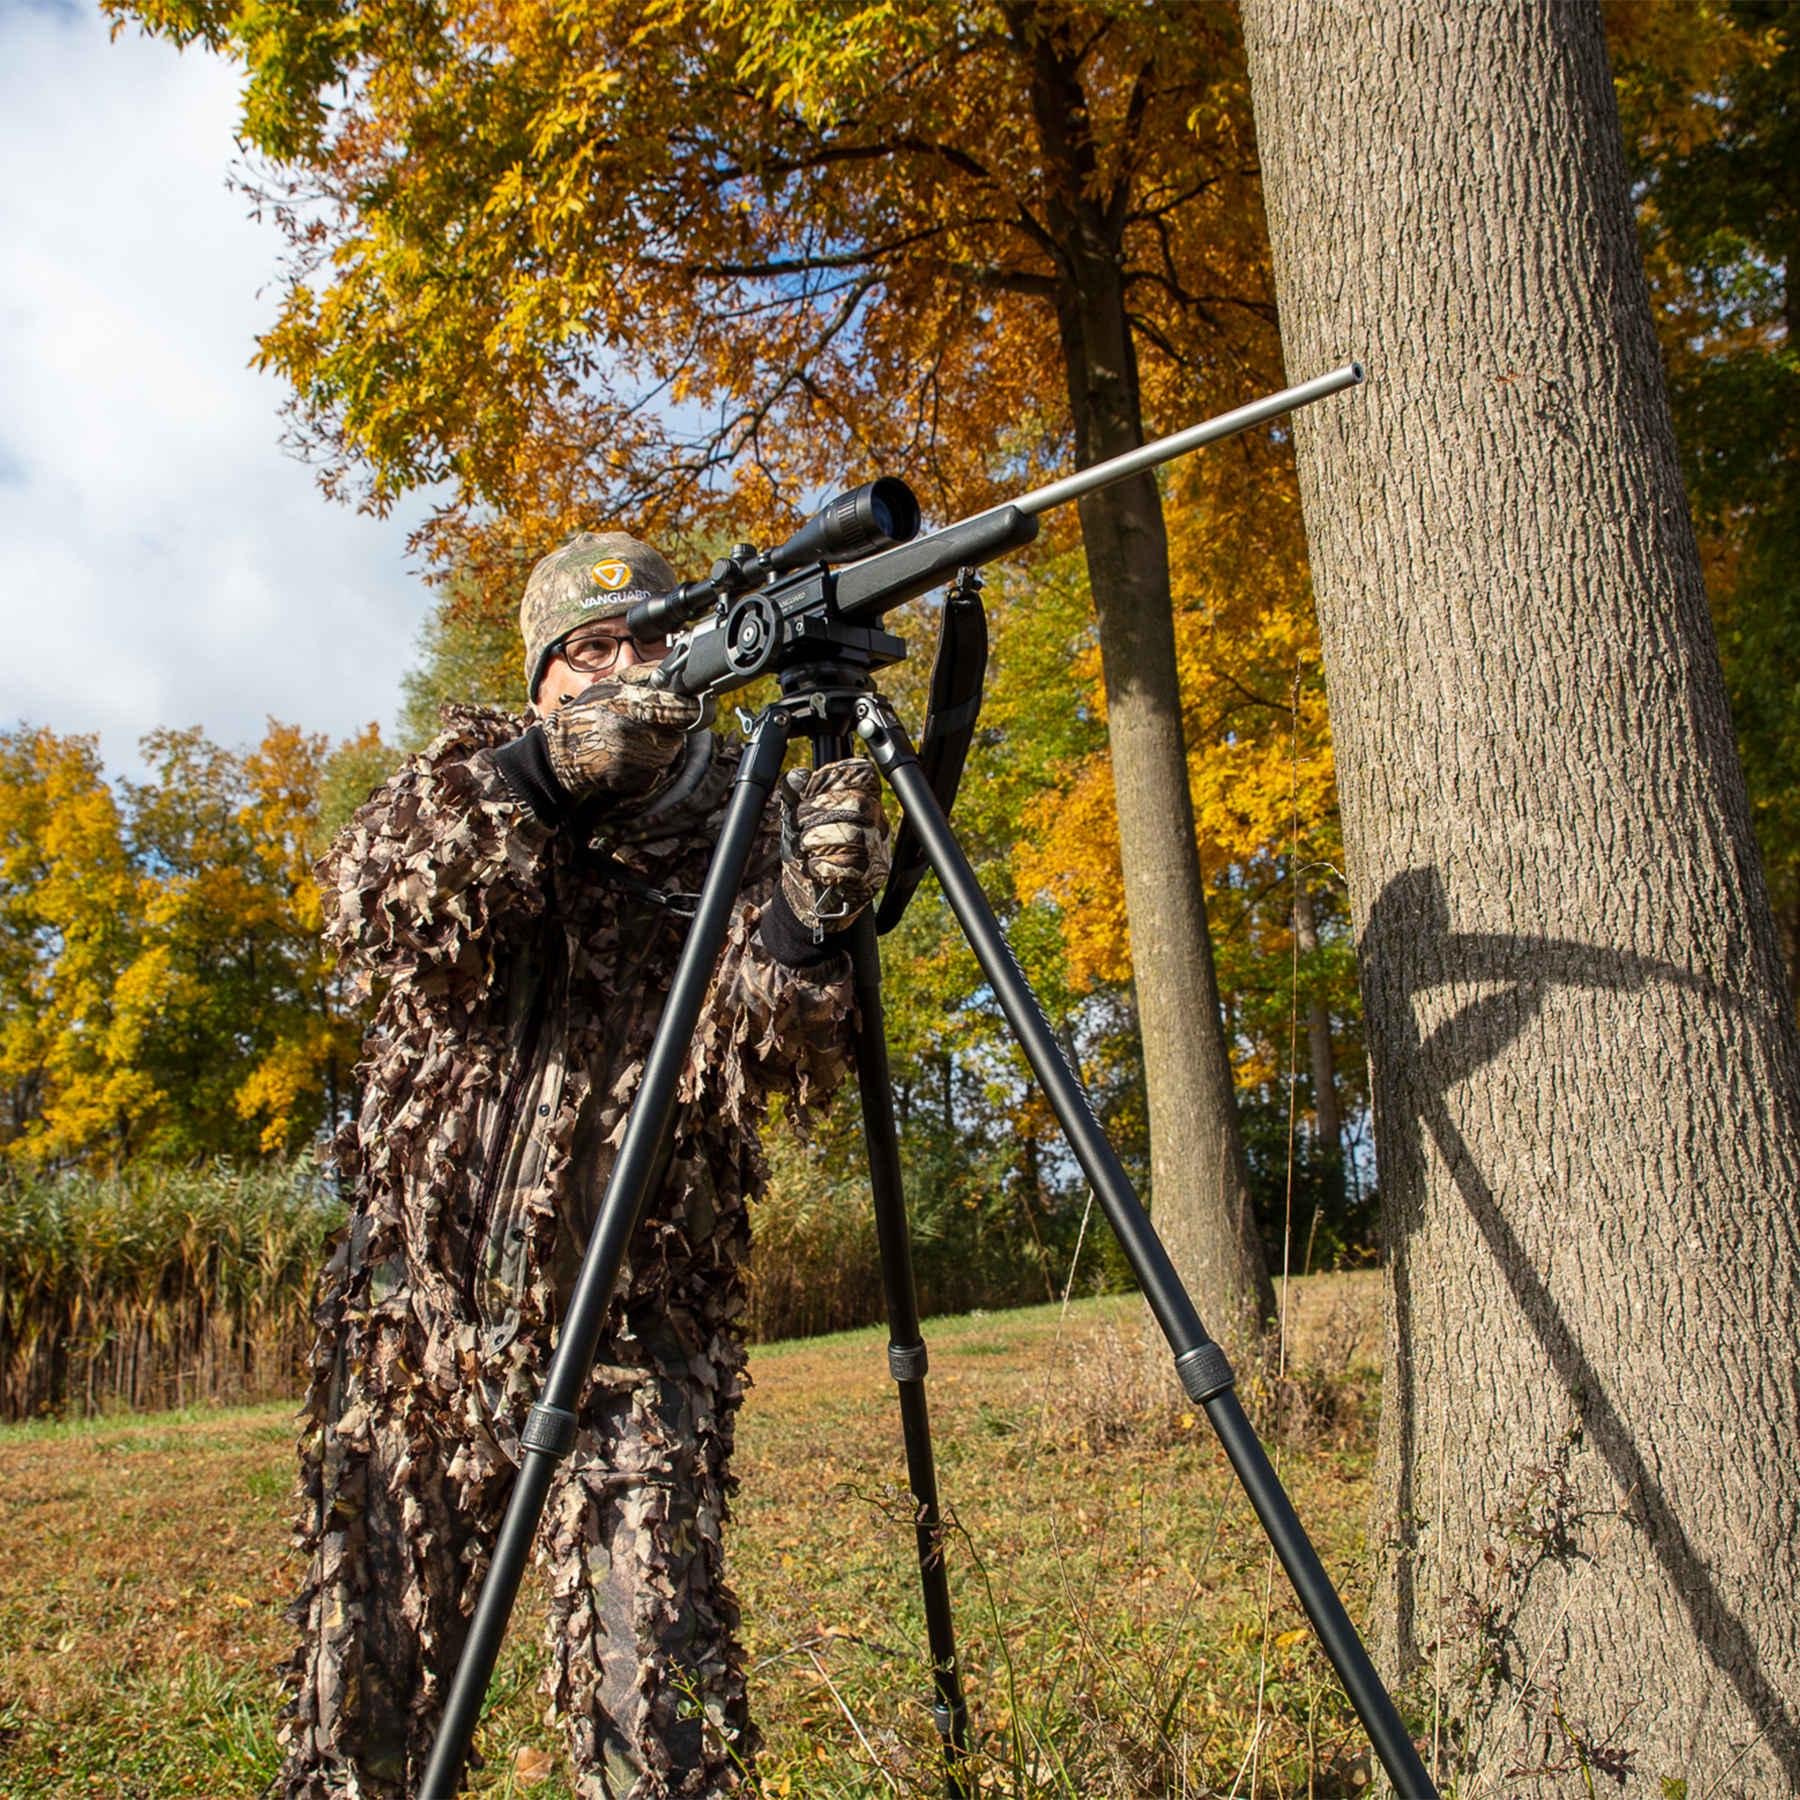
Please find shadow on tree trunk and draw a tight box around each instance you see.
[1365,865,1800,1781]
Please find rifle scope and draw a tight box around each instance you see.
[768,476,920,572]
[628,478,920,638]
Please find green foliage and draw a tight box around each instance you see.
[122,727,280,1160]
[1613,0,1800,989]
[398,580,524,750]
[750,1081,1103,1343]
[318,723,399,840]
[1237,1106,1375,1276]
[1210,887,1370,1263]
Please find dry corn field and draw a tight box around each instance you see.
[0,1165,342,1422]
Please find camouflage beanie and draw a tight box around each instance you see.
[520,531,679,701]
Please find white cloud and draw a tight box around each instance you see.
[0,0,432,778]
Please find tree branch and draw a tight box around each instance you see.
[1105,61,1154,235]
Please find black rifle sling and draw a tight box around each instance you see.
[874,574,987,935]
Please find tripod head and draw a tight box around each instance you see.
[632,492,1034,699]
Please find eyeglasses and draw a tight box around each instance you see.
[555,625,669,676]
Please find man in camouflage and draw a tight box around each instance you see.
[280,531,890,1797]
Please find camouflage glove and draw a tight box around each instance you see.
[775,759,892,941]
[496,668,704,824]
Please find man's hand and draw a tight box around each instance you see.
[777,759,892,938]
[539,667,699,807]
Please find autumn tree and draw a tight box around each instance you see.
[0,720,374,1168]
[319,722,403,841]
[881,549,1162,1298]
[125,727,279,1159]
[1612,0,1800,1000]
[0,729,159,1165]
[109,0,1280,1333]
[1015,421,1367,1251]
[235,721,378,1148]
[1244,0,1800,1785]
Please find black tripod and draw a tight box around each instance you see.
[420,365,1438,1798]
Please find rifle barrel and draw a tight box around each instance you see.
[998,360,1363,522]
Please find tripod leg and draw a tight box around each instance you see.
[804,713,969,1792]
[420,707,793,1799]
[848,911,971,1796]
[854,695,1436,1799]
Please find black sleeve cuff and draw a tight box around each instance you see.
[758,885,854,970]
[491,727,572,827]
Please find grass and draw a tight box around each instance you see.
[0,1274,1394,1797]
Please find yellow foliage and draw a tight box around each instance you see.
[1016,430,1339,996]
[1,719,372,1167]
[0,729,162,1165]
[236,1026,337,1156]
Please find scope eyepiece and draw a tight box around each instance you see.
[767,477,920,573]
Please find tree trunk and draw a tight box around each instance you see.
[1242,1,1800,1788]
[1292,885,1343,1156]
[1009,4,1275,1343]
[1014,1130,1055,1302]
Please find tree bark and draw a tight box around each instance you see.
[1009,4,1275,1343]
[1242,1,1800,1788]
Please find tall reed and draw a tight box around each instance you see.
[0,1160,344,1420]
[746,1116,1069,1341]
[0,1136,1074,1419]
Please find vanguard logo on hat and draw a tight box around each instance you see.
[591,560,633,590]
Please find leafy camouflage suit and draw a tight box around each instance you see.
[278,688,877,1798]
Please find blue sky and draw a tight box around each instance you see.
[0,0,428,778]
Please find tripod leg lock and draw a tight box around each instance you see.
[520,1402,580,1459]
[888,1340,929,1382]
[1174,1342,1236,1405]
